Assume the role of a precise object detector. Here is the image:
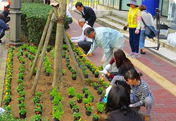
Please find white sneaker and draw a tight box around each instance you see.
[128,52,135,57]
[133,53,140,58]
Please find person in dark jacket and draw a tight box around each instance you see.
[75,2,96,27]
[0,14,10,43]
[2,5,10,23]
[105,85,142,121]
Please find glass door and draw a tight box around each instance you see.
[161,0,169,16]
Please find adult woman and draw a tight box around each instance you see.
[105,85,142,121]
[139,5,155,54]
[100,49,134,91]
[124,68,154,121]
[124,0,141,58]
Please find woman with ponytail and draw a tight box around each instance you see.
[105,85,142,121]
[124,68,154,121]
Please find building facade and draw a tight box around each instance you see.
[98,0,170,16]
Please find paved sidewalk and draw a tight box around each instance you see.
[0,0,9,105]
[67,10,176,121]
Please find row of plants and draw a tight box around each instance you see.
[68,38,106,120]
[3,47,14,106]
[16,51,27,119]
[31,92,43,121]
[67,87,100,121]
[50,88,64,121]
[44,55,52,76]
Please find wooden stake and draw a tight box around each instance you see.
[31,13,56,95]
[29,10,53,80]
[64,32,85,88]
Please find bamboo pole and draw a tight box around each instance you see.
[52,0,66,88]
[64,33,85,88]
[29,10,53,80]
[31,13,56,95]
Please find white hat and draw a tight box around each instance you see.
[127,0,138,7]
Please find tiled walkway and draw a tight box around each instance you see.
[67,10,176,121]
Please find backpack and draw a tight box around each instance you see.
[141,17,157,39]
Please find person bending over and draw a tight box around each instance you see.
[75,2,96,27]
[84,27,124,73]
[100,49,133,92]
[71,18,92,54]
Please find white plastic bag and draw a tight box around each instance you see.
[167,33,176,47]
[0,107,5,114]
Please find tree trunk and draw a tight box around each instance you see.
[31,13,56,95]
[52,0,66,88]
[29,10,53,81]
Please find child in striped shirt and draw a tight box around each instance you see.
[124,68,154,121]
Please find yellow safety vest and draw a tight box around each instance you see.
[128,7,139,28]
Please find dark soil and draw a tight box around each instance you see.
[5,49,107,121]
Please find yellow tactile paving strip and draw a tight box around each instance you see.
[127,53,176,97]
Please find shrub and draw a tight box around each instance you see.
[21,0,43,3]
[21,3,55,44]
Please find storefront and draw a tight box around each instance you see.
[160,0,170,16]
[98,0,170,16]
[168,0,176,28]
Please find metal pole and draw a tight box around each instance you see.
[10,0,22,47]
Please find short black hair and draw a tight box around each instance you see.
[75,2,83,8]
[105,85,130,113]
[84,27,94,35]
[6,5,10,9]
[124,68,142,81]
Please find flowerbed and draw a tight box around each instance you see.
[2,38,110,121]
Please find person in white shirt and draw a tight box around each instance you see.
[71,18,92,54]
[53,4,73,29]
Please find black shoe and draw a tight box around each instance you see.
[0,40,2,43]
[66,25,70,29]
[140,49,146,54]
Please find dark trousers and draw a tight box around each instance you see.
[88,21,95,28]
[129,28,140,53]
[78,41,92,54]
[0,30,5,40]
[45,0,50,4]
[5,17,10,23]
[68,17,73,24]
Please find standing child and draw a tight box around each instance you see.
[124,68,154,121]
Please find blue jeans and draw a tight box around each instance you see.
[139,30,146,49]
[129,28,140,53]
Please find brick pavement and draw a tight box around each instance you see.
[67,10,176,121]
